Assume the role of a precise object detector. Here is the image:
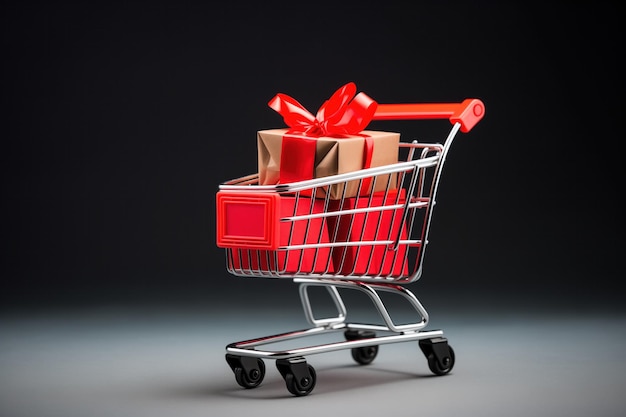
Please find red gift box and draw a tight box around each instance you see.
[229,196,334,274]
[328,189,409,277]
[258,82,400,199]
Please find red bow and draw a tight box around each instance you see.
[268,82,378,136]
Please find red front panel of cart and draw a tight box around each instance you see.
[216,192,281,250]
[228,196,333,274]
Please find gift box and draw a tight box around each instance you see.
[257,129,400,199]
[228,196,334,274]
[258,82,400,199]
[328,189,410,277]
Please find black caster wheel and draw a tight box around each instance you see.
[351,345,379,365]
[276,357,316,397]
[225,354,266,389]
[427,345,455,375]
[345,329,379,365]
[419,337,455,376]
[284,365,316,396]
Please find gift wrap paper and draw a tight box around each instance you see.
[257,129,400,199]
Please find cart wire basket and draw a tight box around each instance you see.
[216,98,485,396]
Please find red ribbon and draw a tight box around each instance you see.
[268,82,378,137]
[269,83,378,190]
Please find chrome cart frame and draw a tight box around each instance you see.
[217,99,484,396]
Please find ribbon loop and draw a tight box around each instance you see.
[268,82,378,137]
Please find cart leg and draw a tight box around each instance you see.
[418,337,455,375]
[299,283,347,327]
[295,279,429,333]
[276,357,317,397]
[225,354,266,389]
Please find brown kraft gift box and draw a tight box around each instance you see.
[257,128,400,199]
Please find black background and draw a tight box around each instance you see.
[1,2,623,313]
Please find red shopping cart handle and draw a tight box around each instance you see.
[373,99,485,133]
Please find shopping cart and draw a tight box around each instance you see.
[216,98,485,396]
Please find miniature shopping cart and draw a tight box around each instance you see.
[216,98,485,396]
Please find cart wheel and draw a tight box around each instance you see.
[276,357,316,397]
[225,354,265,389]
[351,345,379,365]
[419,338,455,376]
[234,360,265,388]
[427,345,455,375]
[284,365,316,397]
[345,329,379,365]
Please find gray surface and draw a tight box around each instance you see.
[2,304,625,417]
